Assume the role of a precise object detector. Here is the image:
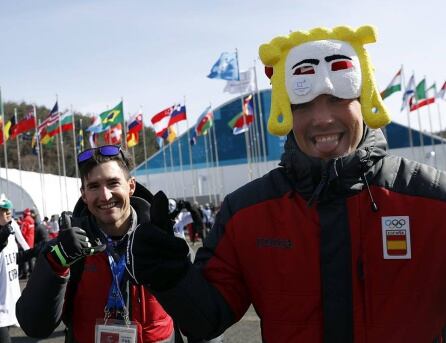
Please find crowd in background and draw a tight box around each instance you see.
[9,207,60,279]
[170,199,218,244]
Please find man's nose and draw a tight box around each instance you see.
[311,97,335,127]
[98,186,113,200]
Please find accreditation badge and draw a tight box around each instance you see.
[381,216,411,260]
[95,319,137,343]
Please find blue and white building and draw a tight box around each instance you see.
[133,90,446,203]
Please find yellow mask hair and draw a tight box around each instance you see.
[259,25,391,136]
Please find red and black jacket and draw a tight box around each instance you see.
[155,128,446,342]
[16,184,175,343]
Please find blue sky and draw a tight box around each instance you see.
[1,0,445,133]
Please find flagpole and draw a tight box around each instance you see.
[175,122,186,200]
[248,92,261,178]
[75,118,83,192]
[206,126,217,205]
[14,108,24,210]
[70,105,79,180]
[132,146,136,164]
[185,118,197,203]
[183,96,197,202]
[203,128,212,204]
[140,107,150,189]
[58,109,69,211]
[161,139,170,195]
[435,100,446,158]
[426,100,437,167]
[168,141,178,198]
[401,67,415,159]
[210,104,223,204]
[0,87,9,195]
[37,118,47,217]
[120,99,126,149]
[253,63,268,172]
[235,48,253,181]
[209,120,221,205]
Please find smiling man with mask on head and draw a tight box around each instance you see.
[65,25,446,343]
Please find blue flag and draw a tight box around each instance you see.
[207,52,239,81]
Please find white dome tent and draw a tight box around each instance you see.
[0,168,81,218]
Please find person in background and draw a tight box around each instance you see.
[48,215,59,239]
[0,195,30,343]
[18,208,35,279]
[17,145,179,343]
[20,209,34,250]
[122,24,446,342]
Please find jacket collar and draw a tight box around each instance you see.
[279,126,388,204]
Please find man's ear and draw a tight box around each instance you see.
[80,187,87,203]
[128,177,136,196]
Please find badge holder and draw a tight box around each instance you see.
[95,317,137,343]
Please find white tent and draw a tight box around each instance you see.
[0,168,81,218]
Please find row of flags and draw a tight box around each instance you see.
[380,68,446,112]
[0,50,254,152]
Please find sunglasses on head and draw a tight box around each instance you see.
[77,145,122,164]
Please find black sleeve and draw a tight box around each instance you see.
[16,253,69,338]
[152,265,235,340]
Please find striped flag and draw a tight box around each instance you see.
[381,68,402,100]
[437,81,446,100]
[38,102,59,133]
[151,106,172,137]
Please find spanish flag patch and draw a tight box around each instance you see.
[381,216,411,260]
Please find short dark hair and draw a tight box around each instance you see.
[78,148,134,188]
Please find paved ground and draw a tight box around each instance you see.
[10,239,262,342]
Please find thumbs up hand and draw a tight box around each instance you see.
[48,212,107,268]
[126,191,190,290]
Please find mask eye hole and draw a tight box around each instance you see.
[293,65,315,75]
[331,60,353,71]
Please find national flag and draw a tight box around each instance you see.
[76,127,84,153]
[168,104,187,127]
[89,132,98,148]
[38,102,59,133]
[127,112,143,133]
[195,106,214,136]
[410,81,436,112]
[47,111,74,136]
[151,106,172,137]
[104,123,122,145]
[228,94,254,135]
[126,131,139,148]
[2,116,16,142]
[386,231,408,256]
[86,115,104,133]
[100,101,124,130]
[39,128,54,145]
[0,118,4,145]
[380,68,402,100]
[31,132,39,156]
[59,112,74,132]
[401,75,415,111]
[436,81,446,100]
[166,126,176,144]
[223,69,254,94]
[207,52,239,81]
[415,79,427,101]
[190,130,197,146]
[9,111,36,139]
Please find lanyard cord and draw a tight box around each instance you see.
[104,238,130,326]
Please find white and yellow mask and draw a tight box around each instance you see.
[259,25,391,136]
